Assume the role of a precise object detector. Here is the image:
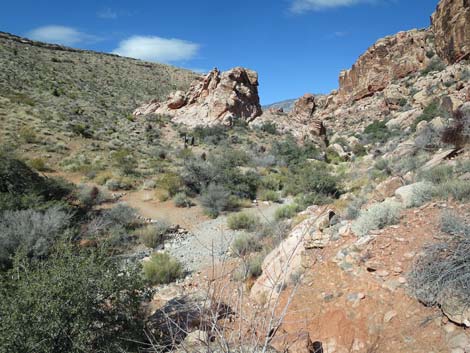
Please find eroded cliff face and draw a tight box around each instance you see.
[431,0,470,64]
[134,67,262,127]
[337,30,434,103]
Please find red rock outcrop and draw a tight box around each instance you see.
[134,67,262,127]
[338,29,434,102]
[431,0,470,64]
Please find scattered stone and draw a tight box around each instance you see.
[384,310,398,323]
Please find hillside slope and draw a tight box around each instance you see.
[0,32,198,161]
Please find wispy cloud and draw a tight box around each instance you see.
[27,25,99,45]
[112,36,200,63]
[291,0,374,13]
[98,8,118,19]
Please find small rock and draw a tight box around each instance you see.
[377,270,390,277]
[384,310,397,323]
[447,333,470,349]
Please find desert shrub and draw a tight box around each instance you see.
[392,153,429,175]
[442,107,470,148]
[275,204,301,220]
[112,148,138,175]
[227,212,259,231]
[138,222,169,248]
[408,212,470,308]
[351,142,367,157]
[173,192,193,208]
[200,183,231,218]
[412,101,447,131]
[284,161,341,199]
[259,121,278,135]
[231,233,262,257]
[142,253,183,285]
[440,211,470,236]
[234,252,265,281]
[28,158,49,172]
[351,200,402,237]
[158,172,183,197]
[0,245,149,353]
[18,126,37,143]
[434,180,470,201]
[294,192,333,209]
[76,184,109,208]
[103,204,138,228]
[259,189,280,202]
[256,220,290,241]
[374,158,392,175]
[0,206,72,268]
[192,125,228,145]
[420,57,446,76]
[271,136,320,167]
[363,119,393,143]
[0,156,73,211]
[419,165,453,184]
[407,182,436,208]
[344,197,366,220]
[261,173,285,191]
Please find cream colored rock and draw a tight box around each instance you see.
[134,67,262,127]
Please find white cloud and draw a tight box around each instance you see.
[291,0,373,13]
[112,36,200,63]
[98,8,118,19]
[27,25,97,45]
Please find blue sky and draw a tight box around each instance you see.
[1,0,438,104]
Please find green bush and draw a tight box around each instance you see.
[0,245,149,353]
[138,223,168,248]
[408,212,470,309]
[158,172,184,198]
[271,137,320,167]
[364,119,393,143]
[420,58,446,76]
[227,212,259,231]
[418,165,453,184]
[173,192,193,208]
[142,253,183,285]
[231,233,262,257]
[259,189,280,202]
[28,158,49,172]
[412,101,447,131]
[76,184,109,208]
[434,180,470,201]
[112,149,138,175]
[275,204,301,220]
[351,200,403,237]
[103,204,138,228]
[259,121,278,135]
[18,126,37,143]
[0,206,72,268]
[0,156,73,211]
[200,183,231,218]
[284,162,341,198]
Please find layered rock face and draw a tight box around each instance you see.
[134,67,262,127]
[338,30,433,102]
[431,0,470,64]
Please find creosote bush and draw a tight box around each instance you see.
[142,253,183,285]
[173,192,193,208]
[275,204,301,221]
[200,183,231,218]
[351,200,402,237]
[231,233,262,257]
[138,222,169,248]
[408,212,470,309]
[227,212,260,231]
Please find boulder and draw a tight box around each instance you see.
[134,67,262,127]
[432,0,470,64]
[394,182,430,208]
[442,293,470,327]
[375,177,404,200]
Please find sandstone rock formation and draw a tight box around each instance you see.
[338,30,433,102]
[134,67,262,127]
[432,0,470,64]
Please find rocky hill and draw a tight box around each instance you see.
[0,31,197,162]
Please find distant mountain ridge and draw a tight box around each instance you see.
[262,99,297,113]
